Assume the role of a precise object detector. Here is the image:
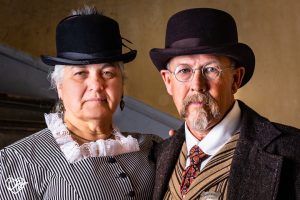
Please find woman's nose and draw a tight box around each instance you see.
[88,75,105,91]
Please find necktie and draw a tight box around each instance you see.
[180,145,208,196]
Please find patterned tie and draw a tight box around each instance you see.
[180,145,208,196]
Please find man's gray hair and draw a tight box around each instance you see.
[70,5,100,16]
[49,62,125,90]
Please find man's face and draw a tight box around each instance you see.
[160,54,245,136]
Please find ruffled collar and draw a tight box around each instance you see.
[44,113,140,163]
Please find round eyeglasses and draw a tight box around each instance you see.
[168,63,234,82]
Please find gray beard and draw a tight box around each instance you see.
[180,93,221,132]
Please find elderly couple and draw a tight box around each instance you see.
[1,6,299,200]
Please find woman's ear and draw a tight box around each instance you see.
[57,83,63,99]
[232,67,245,94]
[160,70,173,95]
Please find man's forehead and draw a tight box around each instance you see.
[169,54,230,65]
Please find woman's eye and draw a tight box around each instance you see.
[102,71,115,79]
[74,71,87,76]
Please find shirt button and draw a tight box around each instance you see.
[108,157,116,163]
[119,172,127,178]
[128,191,135,197]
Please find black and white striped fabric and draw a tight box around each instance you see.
[0,129,160,199]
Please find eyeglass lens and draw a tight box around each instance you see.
[174,64,222,82]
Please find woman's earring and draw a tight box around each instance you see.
[57,98,65,114]
[120,96,125,111]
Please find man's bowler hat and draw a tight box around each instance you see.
[149,8,255,87]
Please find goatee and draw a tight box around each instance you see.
[180,92,220,132]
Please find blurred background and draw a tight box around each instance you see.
[0,0,299,145]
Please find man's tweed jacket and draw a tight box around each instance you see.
[153,101,300,200]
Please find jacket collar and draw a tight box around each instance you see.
[237,100,282,150]
[227,100,283,200]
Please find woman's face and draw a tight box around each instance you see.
[57,63,123,123]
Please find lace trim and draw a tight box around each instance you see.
[44,113,140,163]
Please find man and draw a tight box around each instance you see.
[150,8,300,200]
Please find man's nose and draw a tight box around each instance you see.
[190,70,207,92]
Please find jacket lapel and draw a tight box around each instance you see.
[153,124,185,200]
[227,101,283,200]
[168,142,187,200]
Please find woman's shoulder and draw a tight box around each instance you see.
[0,129,57,163]
[122,132,163,144]
[0,129,49,165]
[121,132,162,152]
[1,128,64,175]
[2,129,51,151]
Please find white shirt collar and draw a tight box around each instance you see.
[185,100,241,157]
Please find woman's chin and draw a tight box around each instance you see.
[65,104,115,122]
[81,112,112,121]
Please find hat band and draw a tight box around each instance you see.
[169,38,236,48]
[58,50,121,60]
[170,38,205,48]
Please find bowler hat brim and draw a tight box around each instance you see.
[41,50,137,66]
[150,43,255,87]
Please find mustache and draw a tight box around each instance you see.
[182,93,209,108]
[180,92,217,118]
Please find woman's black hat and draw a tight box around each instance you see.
[41,14,136,66]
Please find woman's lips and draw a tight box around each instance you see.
[84,97,107,103]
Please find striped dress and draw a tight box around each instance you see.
[0,129,160,199]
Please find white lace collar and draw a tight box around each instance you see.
[44,113,140,163]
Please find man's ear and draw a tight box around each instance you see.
[160,70,173,96]
[232,67,245,94]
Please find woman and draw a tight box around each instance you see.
[0,7,161,199]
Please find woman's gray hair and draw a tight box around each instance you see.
[49,62,125,90]
[70,5,100,16]
[49,65,65,89]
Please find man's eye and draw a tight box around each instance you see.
[179,68,191,74]
[203,66,219,74]
[177,67,192,74]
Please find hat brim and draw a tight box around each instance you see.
[150,43,255,87]
[41,50,137,66]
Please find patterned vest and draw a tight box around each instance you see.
[163,133,240,200]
